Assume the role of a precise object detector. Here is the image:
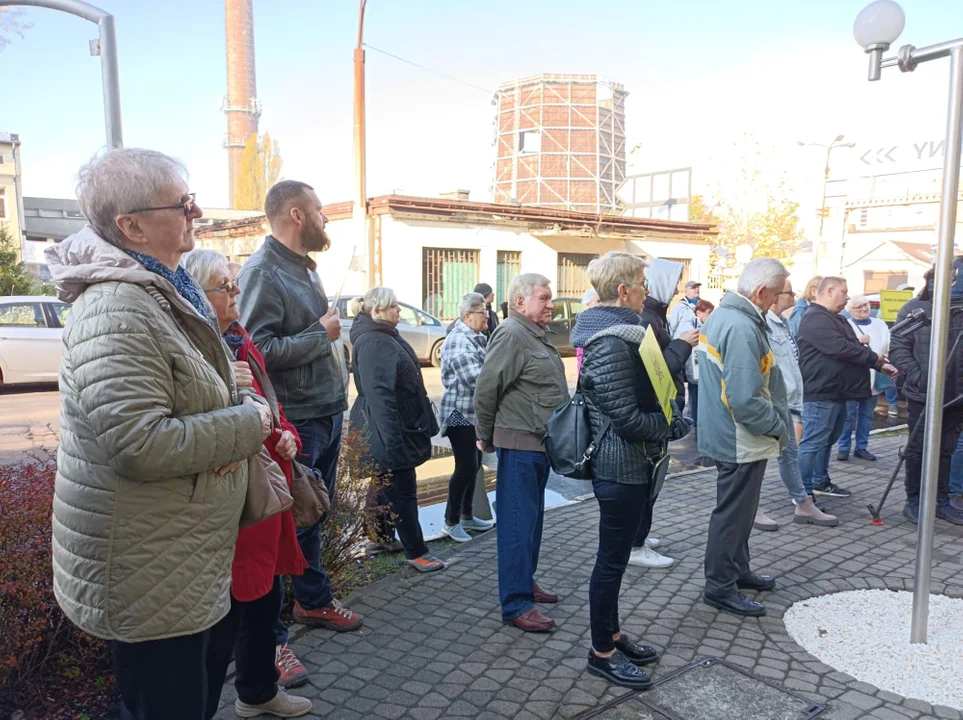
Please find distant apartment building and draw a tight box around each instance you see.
[0,132,24,259]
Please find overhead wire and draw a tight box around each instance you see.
[362,43,493,95]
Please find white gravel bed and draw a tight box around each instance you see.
[784,589,963,710]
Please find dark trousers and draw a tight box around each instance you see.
[369,467,429,560]
[688,383,699,430]
[904,399,963,503]
[631,489,655,548]
[704,459,767,597]
[445,426,480,526]
[590,480,647,653]
[111,613,233,720]
[495,448,550,621]
[207,579,282,707]
[274,413,342,645]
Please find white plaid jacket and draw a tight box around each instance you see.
[438,320,488,435]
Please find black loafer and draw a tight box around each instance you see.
[703,591,767,617]
[737,573,776,592]
[614,634,660,666]
[586,650,653,689]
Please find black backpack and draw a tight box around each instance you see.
[544,379,611,480]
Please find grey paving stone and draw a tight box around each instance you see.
[838,690,884,711]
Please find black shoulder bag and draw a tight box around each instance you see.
[544,378,611,480]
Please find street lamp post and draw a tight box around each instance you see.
[0,0,122,148]
[354,0,377,287]
[797,135,854,272]
[855,0,963,644]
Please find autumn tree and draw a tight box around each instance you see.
[233,132,282,211]
[0,7,31,51]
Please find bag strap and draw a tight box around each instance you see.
[247,357,282,431]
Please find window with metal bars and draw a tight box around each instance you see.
[496,251,521,308]
[422,247,480,321]
[556,252,598,298]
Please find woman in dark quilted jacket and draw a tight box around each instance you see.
[571,252,689,691]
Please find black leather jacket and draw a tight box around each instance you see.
[889,298,963,408]
[580,332,672,484]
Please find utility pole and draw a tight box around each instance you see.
[797,135,854,273]
[354,0,377,287]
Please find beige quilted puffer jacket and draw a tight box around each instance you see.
[45,228,265,642]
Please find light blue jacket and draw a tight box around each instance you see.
[766,310,803,417]
[697,291,790,464]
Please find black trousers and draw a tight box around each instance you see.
[445,426,480,526]
[704,460,766,597]
[210,578,282,707]
[369,467,429,560]
[111,614,232,720]
[590,480,648,653]
[904,399,963,503]
[631,487,655,548]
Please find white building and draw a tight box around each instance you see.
[194,194,716,320]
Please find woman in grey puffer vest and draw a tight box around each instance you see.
[570,252,689,692]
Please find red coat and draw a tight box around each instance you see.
[231,331,308,602]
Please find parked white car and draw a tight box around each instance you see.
[0,296,69,386]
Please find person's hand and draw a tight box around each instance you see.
[881,362,899,379]
[233,361,254,388]
[476,440,494,453]
[214,460,244,476]
[319,307,341,341]
[275,430,298,461]
[680,329,699,347]
[668,400,690,441]
[859,334,871,345]
[243,395,272,438]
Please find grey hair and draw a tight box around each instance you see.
[76,148,188,248]
[181,248,229,290]
[587,251,648,303]
[362,286,398,321]
[847,294,870,310]
[737,258,789,298]
[507,272,551,305]
[460,292,487,318]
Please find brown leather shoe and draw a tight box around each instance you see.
[507,608,556,633]
[293,600,364,632]
[533,583,558,604]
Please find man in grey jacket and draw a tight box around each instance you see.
[765,278,838,529]
[475,273,569,633]
[237,180,362,688]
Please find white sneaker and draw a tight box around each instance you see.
[628,545,674,569]
[644,537,662,550]
[236,688,313,718]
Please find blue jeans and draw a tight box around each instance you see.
[885,387,899,408]
[951,434,963,496]
[777,422,809,503]
[274,413,342,645]
[837,396,877,453]
[798,401,848,493]
[590,480,647,653]
[495,447,550,622]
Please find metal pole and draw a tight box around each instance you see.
[354,0,374,287]
[818,144,831,237]
[910,44,963,644]
[0,0,122,147]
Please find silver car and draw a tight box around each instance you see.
[329,296,448,367]
[0,296,70,386]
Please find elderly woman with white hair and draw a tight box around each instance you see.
[349,287,445,573]
[836,294,891,462]
[438,292,496,542]
[44,148,272,719]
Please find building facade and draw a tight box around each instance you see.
[195,194,715,321]
[492,74,627,214]
[0,132,24,259]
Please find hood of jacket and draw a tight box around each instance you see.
[350,309,400,344]
[646,258,684,306]
[571,305,644,348]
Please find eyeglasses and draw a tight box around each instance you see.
[777,291,794,297]
[205,279,238,294]
[128,192,197,217]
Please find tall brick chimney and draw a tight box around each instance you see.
[223,0,260,208]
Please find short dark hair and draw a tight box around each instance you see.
[264,180,314,224]
[817,276,846,296]
[473,282,493,297]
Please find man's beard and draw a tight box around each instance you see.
[302,226,331,253]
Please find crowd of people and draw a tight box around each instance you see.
[45,147,963,718]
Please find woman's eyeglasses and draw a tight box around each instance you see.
[205,279,238,294]
[129,192,197,218]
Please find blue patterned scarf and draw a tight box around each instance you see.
[125,249,215,325]
[223,321,246,358]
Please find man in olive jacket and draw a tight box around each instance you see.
[474,273,569,633]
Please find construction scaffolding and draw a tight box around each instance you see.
[492,73,627,214]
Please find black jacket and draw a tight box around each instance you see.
[639,296,691,405]
[236,236,348,421]
[580,328,671,484]
[797,303,879,402]
[348,312,439,472]
[889,298,963,407]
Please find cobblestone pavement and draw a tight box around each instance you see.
[215,434,963,720]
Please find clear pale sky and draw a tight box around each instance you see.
[1,0,961,223]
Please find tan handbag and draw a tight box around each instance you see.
[290,460,331,529]
[240,445,294,528]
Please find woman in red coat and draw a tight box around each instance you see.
[185,249,312,719]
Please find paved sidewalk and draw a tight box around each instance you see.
[215,434,963,720]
